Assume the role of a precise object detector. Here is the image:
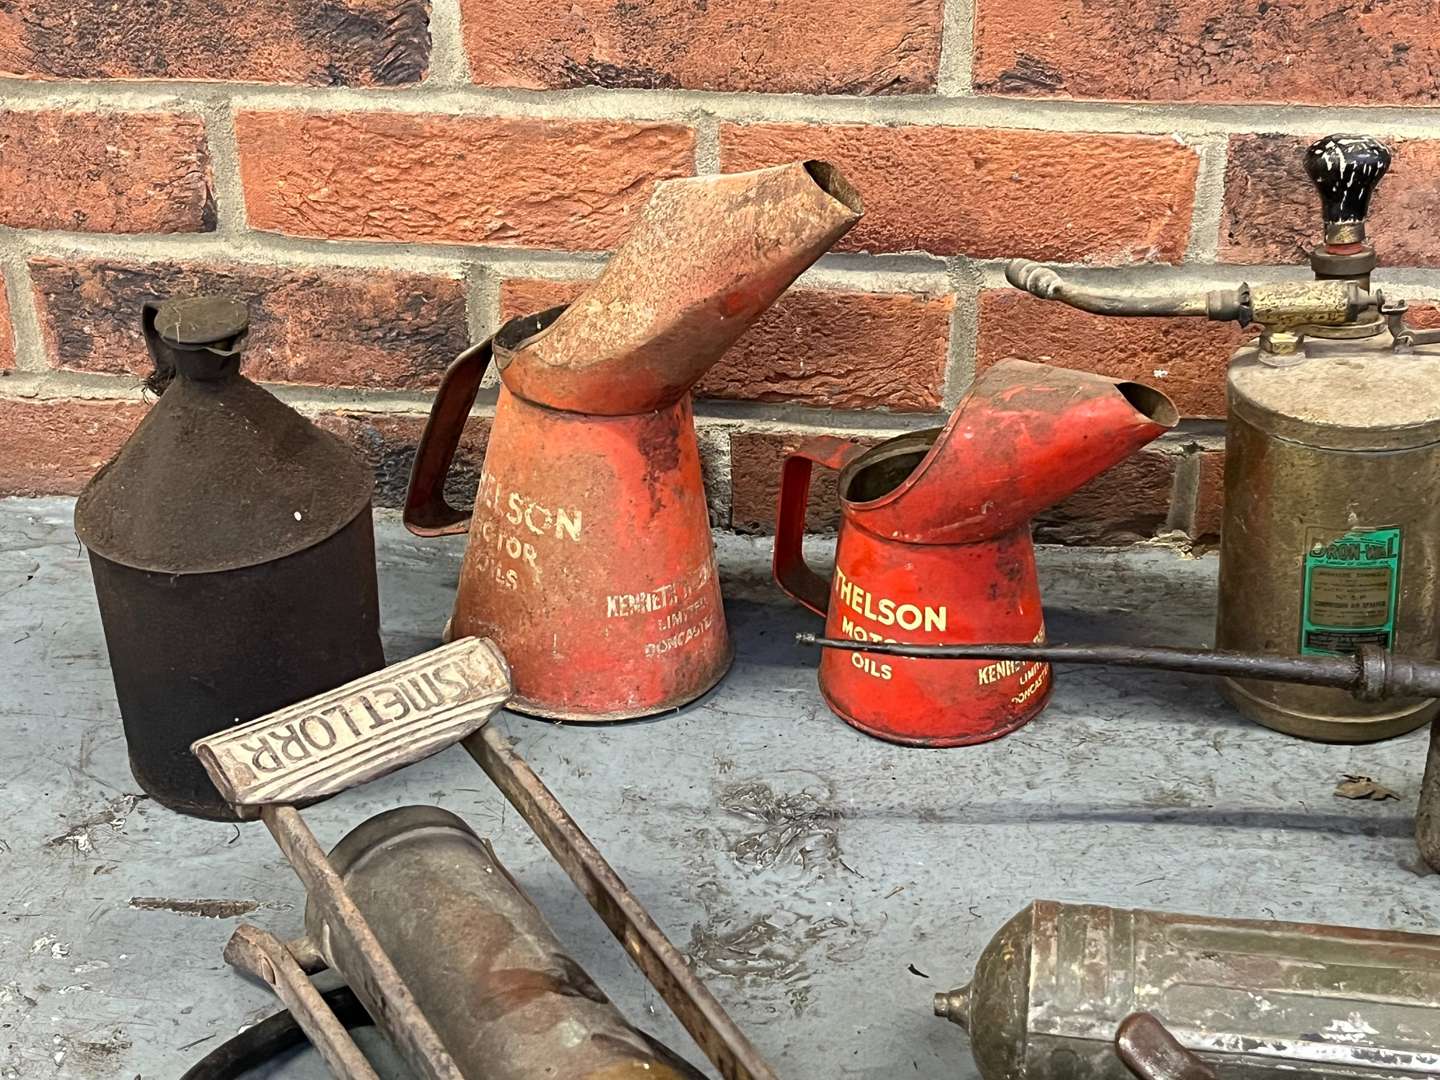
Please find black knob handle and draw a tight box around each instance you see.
[1305,134,1390,230]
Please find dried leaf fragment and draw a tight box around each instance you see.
[1334,775,1400,801]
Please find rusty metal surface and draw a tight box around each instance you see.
[404,161,859,720]
[495,160,862,417]
[1420,727,1440,871]
[261,804,464,1080]
[773,359,1175,746]
[450,387,733,720]
[75,299,372,575]
[307,804,708,1080]
[222,925,380,1080]
[467,724,780,1080]
[794,636,1440,701]
[937,900,1440,1080]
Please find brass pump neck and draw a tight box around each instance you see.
[1001,134,1419,359]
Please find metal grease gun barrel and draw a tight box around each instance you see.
[796,636,1440,702]
[304,805,706,1080]
[933,901,1440,1080]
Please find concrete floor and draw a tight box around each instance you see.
[0,497,1431,1080]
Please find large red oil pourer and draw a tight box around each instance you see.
[405,161,863,720]
[772,359,1177,746]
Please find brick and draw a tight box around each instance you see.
[30,258,469,390]
[0,0,428,84]
[728,431,883,534]
[973,0,1440,105]
[0,273,13,372]
[720,124,1197,263]
[1221,135,1440,267]
[315,412,491,509]
[1033,448,1177,545]
[502,279,953,412]
[979,290,1246,419]
[460,0,940,94]
[1193,447,1226,542]
[0,111,212,234]
[0,398,147,496]
[236,112,695,249]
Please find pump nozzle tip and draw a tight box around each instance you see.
[933,986,970,1029]
[795,632,819,646]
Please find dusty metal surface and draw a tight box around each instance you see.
[773,359,1175,746]
[73,296,384,819]
[936,900,1440,1080]
[309,804,706,1080]
[1218,340,1440,743]
[1,497,1434,1079]
[262,805,463,1080]
[404,161,859,722]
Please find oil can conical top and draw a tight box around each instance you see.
[75,296,372,573]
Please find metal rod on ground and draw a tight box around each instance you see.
[465,724,780,1080]
[795,635,1440,701]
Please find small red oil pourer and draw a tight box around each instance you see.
[773,359,1176,746]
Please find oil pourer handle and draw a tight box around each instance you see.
[1305,135,1391,243]
[403,338,493,537]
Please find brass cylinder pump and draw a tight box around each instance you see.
[1005,134,1440,742]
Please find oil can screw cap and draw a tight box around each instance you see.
[153,296,249,347]
[144,295,250,383]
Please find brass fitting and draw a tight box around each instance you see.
[1004,260,1375,357]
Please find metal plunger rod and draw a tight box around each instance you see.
[795,635,1440,702]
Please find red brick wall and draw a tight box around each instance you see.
[0,0,1432,542]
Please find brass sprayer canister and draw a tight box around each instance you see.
[1004,134,1440,744]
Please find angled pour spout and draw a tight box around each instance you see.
[849,358,1180,545]
[497,160,864,415]
[406,159,863,721]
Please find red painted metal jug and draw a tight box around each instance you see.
[406,161,862,720]
[773,359,1177,746]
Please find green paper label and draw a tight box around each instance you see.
[1300,526,1402,656]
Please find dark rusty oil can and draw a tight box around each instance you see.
[74,296,385,820]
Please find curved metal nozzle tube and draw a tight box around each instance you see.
[1006,260,1224,319]
[1004,259,1373,338]
[795,635,1440,702]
